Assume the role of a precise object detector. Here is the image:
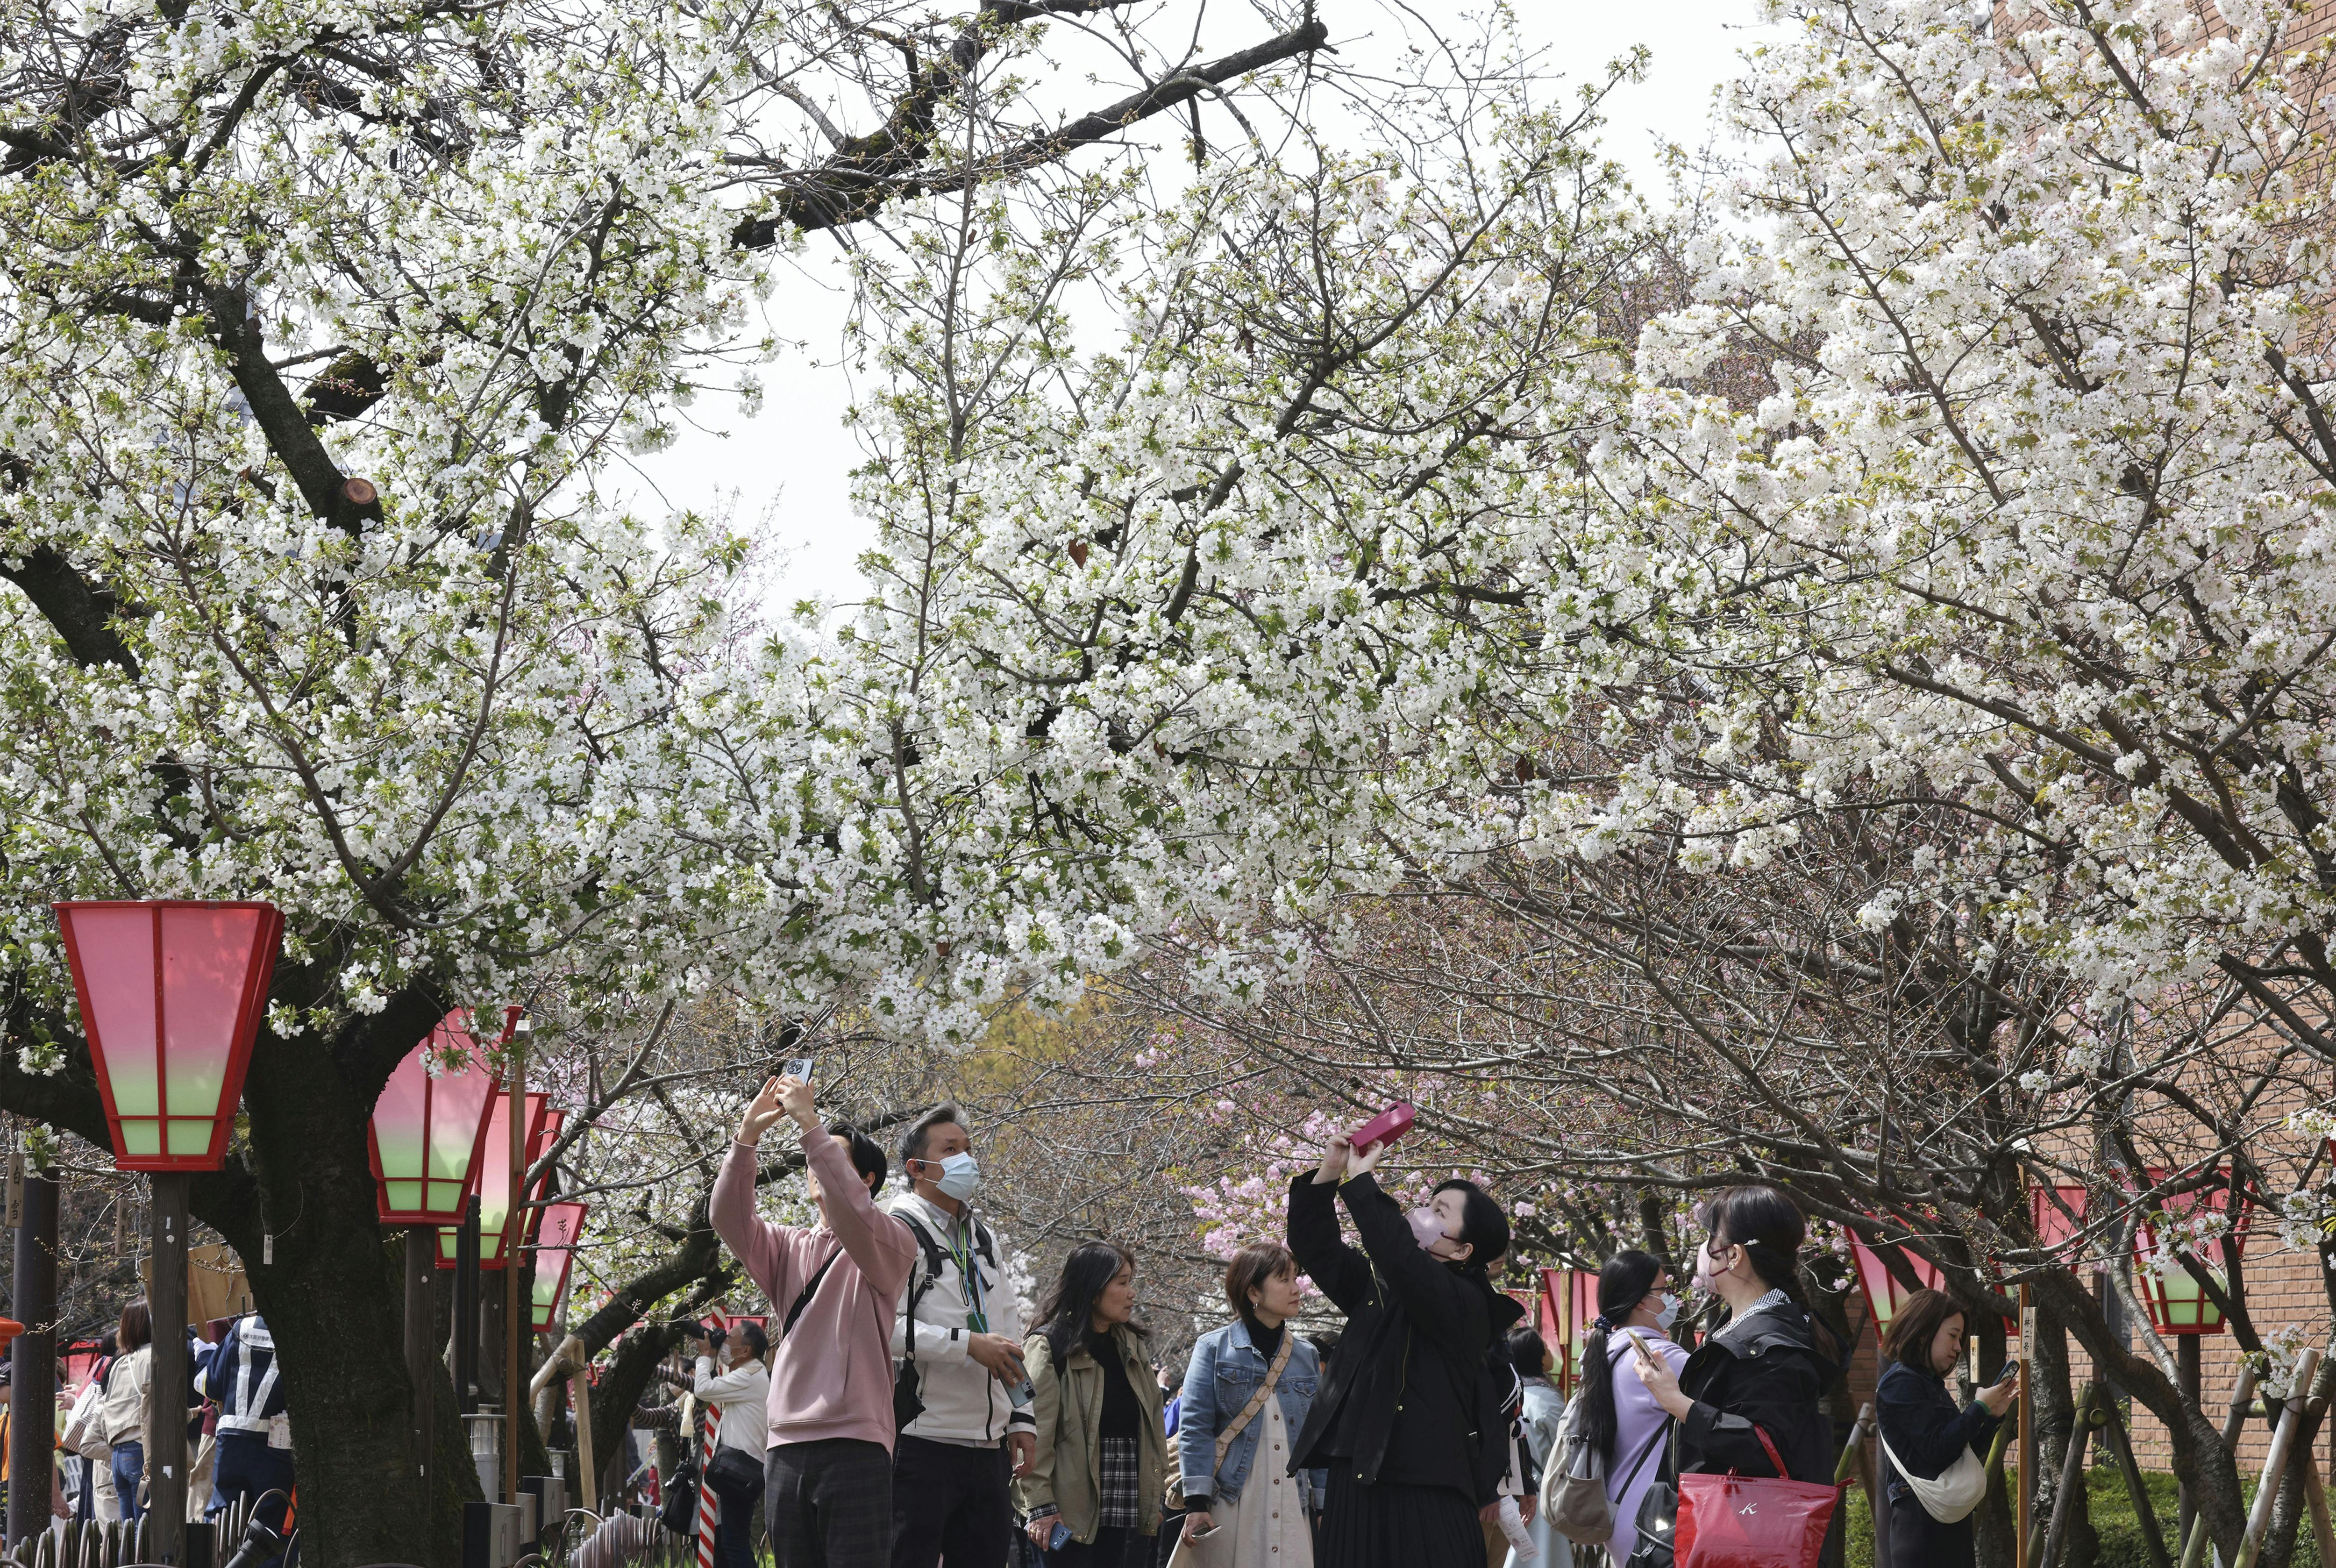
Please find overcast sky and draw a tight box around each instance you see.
[618,0,1768,606]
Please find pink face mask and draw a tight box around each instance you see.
[1408,1205,1455,1255]
[1693,1237,1724,1290]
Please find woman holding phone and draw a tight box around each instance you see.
[1285,1119,1519,1568]
[1627,1188,1837,1494]
[1565,1251,1687,1562]
[1875,1288,2016,1568]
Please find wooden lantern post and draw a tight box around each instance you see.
[53,900,283,1565]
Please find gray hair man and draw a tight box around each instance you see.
[885,1102,1036,1568]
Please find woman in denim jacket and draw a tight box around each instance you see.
[1176,1243,1324,1568]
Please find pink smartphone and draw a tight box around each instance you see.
[1351,1102,1416,1149]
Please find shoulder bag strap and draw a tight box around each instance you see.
[782,1247,843,1338]
[1617,1418,1669,1493]
[893,1213,946,1370]
[1748,1423,1788,1479]
[1211,1332,1296,1481]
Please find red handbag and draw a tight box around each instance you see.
[1674,1424,1841,1568]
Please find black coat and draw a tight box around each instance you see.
[1284,1172,1524,1504]
[1673,1296,1838,1486]
[1876,1358,2001,1568]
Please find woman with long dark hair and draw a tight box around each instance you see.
[1017,1243,1168,1566]
[1876,1288,2016,1568]
[1567,1250,1685,1561]
[1285,1124,1520,1568]
[1628,1187,1838,1489]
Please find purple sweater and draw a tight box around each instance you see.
[711,1129,919,1453]
[1606,1332,1689,1562]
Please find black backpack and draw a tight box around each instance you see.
[893,1210,1000,1432]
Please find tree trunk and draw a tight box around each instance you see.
[2032,1303,2100,1568]
[2033,1266,2251,1562]
[1972,1307,2016,1568]
[213,1027,467,1568]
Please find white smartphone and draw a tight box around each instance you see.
[782,1055,815,1083]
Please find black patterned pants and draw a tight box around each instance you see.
[766,1437,895,1568]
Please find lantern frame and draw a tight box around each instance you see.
[437,1090,548,1270]
[1847,1228,1944,1339]
[366,1009,511,1227]
[2132,1167,2251,1337]
[54,900,283,1172]
[528,1199,589,1332]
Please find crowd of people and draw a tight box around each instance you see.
[700,1071,2024,1568]
[41,1297,296,1559]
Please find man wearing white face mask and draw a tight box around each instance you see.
[887,1102,1037,1568]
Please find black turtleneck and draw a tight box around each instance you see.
[1246,1317,1285,1361]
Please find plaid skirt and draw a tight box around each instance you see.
[1095,1435,1141,1530]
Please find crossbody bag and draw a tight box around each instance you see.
[1169,1333,1296,1568]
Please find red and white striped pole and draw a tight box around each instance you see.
[697,1403,719,1568]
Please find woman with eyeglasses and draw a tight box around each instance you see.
[1566,1250,1688,1563]
[1625,1188,1839,1500]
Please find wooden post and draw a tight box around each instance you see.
[2232,1347,2322,1568]
[406,1222,436,1544]
[6,1167,57,1551]
[2302,1443,2336,1568]
[147,1172,189,1564]
[455,1195,480,1415]
[505,1049,525,1509]
[571,1361,598,1515]
[2018,1286,2034,1568]
[2178,1336,2202,1545]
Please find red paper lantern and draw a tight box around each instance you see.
[2133,1168,2251,1337]
[1848,1229,1944,1336]
[53,901,283,1171]
[2030,1183,2089,1260]
[520,1106,567,1246]
[529,1200,589,1332]
[367,1010,507,1226]
[436,1090,547,1270]
[1537,1267,1602,1395]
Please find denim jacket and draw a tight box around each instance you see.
[1177,1321,1325,1511]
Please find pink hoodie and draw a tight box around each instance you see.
[711,1128,919,1453]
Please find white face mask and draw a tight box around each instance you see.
[1654,1293,1682,1332]
[932,1150,981,1202]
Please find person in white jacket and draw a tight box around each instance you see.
[62,1363,120,1522]
[99,1304,153,1528]
[885,1103,1037,1568]
[692,1322,773,1568]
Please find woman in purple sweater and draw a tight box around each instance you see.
[1573,1251,1687,1562]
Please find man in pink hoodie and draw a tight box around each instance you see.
[713,1073,919,1566]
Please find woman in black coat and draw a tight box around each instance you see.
[1285,1126,1521,1568]
[1629,1187,1840,1490]
[1875,1288,2017,1568]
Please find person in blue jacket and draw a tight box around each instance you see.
[1176,1242,1325,1568]
[195,1313,293,1565]
[1875,1288,2017,1568]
